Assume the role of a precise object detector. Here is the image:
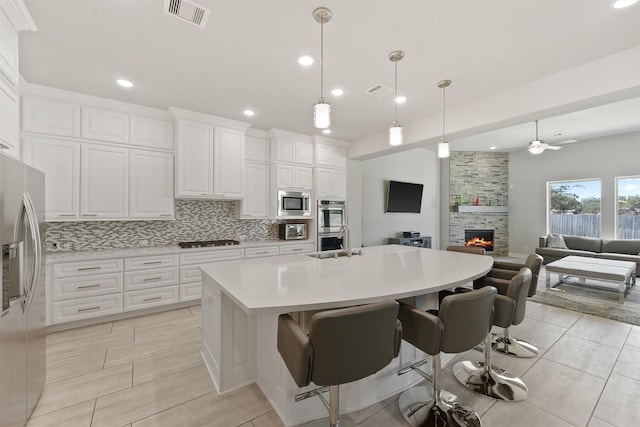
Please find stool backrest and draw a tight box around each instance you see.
[438,286,497,353]
[506,267,532,325]
[309,300,400,386]
[525,254,543,296]
[446,246,486,255]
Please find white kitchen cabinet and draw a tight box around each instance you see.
[22,136,81,220]
[51,294,124,324]
[0,9,19,86]
[175,119,214,198]
[213,126,244,199]
[237,162,270,218]
[130,115,174,150]
[124,286,179,311]
[270,131,313,165]
[279,243,315,255]
[0,79,19,158]
[314,141,346,168]
[81,107,130,144]
[244,246,279,258]
[178,248,244,302]
[124,267,179,292]
[21,96,81,138]
[80,144,129,219]
[314,167,347,199]
[245,133,270,163]
[129,149,174,219]
[273,164,313,191]
[51,273,123,301]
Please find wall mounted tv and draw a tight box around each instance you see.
[385,180,424,213]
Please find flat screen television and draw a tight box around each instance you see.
[385,180,423,213]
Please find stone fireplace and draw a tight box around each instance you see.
[448,152,509,256]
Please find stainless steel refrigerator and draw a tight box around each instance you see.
[0,153,46,427]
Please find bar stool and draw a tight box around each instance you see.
[396,286,497,427]
[277,301,402,427]
[452,268,532,401]
[446,245,486,255]
[479,254,543,358]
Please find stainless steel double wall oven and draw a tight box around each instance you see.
[317,200,347,251]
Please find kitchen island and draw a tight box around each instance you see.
[199,244,492,426]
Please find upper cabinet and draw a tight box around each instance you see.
[129,150,174,219]
[172,108,251,201]
[22,96,81,138]
[314,138,347,169]
[81,107,130,144]
[81,144,129,219]
[130,115,174,150]
[270,129,313,165]
[22,136,80,220]
[175,119,214,198]
[0,79,19,158]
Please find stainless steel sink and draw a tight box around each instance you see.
[307,250,362,259]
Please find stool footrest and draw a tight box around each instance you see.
[397,358,430,378]
[294,386,329,403]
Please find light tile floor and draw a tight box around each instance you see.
[26,301,640,426]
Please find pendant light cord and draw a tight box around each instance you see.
[394,60,398,123]
[441,84,446,140]
[320,20,324,99]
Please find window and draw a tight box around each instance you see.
[616,176,640,239]
[548,179,601,237]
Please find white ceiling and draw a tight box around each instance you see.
[17,0,640,150]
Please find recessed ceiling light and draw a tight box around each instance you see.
[331,88,344,96]
[322,129,331,134]
[489,146,497,150]
[612,0,638,9]
[243,109,255,117]
[298,55,314,66]
[116,78,133,88]
[395,95,407,104]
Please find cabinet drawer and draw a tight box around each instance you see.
[180,265,204,284]
[279,243,315,255]
[179,248,244,265]
[124,286,179,311]
[124,254,179,271]
[180,282,202,302]
[52,294,123,324]
[244,246,279,258]
[52,272,123,301]
[124,267,179,291]
[53,259,123,278]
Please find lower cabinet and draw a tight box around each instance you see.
[124,286,179,311]
[179,248,245,302]
[51,294,124,324]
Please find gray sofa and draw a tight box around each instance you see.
[536,235,640,276]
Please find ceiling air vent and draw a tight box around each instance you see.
[366,84,393,97]
[163,0,211,29]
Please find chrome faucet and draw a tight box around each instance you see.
[337,224,351,257]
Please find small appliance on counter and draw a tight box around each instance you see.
[279,223,307,240]
[402,231,420,238]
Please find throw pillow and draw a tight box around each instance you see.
[547,234,568,249]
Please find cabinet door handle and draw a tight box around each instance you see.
[143,276,162,282]
[82,214,98,217]
[292,248,303,251]
[77,284,101,289]
[256,251,270,255]
[59,214,77,217]
[143,296,162,302]
[77,305,101,312]
[143,261,163,265]
[78,266,101,271]
[200,193,209,196]
[160,214,172,217]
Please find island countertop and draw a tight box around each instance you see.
[199,244,493,315]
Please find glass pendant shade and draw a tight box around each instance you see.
[314,100,331,129]
[389,124,403,146]
[437,139,450,158]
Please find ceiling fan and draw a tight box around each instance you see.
[526,120,576,154]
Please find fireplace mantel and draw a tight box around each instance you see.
[455,205,509,213]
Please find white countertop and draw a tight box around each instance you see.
[45,239,315,263]
[200,245,493,314]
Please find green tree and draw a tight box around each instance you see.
[580,197,601,214]
[550,184,580,213]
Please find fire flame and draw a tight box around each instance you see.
[465,237,493,249]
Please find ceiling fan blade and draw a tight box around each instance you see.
[554,139,578,145]
[546,145,562,150]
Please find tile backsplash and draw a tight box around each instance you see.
[46,200,280,251]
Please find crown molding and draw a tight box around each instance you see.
[1,0,37,32]
[169,106,252,131]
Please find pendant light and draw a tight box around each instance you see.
[388,50,405,146]
[312,7,332,129]
[437,79,452,158]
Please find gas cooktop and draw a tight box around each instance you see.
[178,240,240,249]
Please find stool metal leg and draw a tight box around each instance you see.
[491,327,539,358]
[453,334,528,401]
[398,354,482,427]
[302,385,357,427]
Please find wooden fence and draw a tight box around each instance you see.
[550,214,640,239]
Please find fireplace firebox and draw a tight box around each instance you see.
[464,229,494,252]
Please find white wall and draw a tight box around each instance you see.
[508,131,639,256]
[360,148,439,247]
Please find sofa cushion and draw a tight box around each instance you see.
[601,239,640,255]
[536,247,596,259]
[595,253,640,268]
[563,235,602,252]
[546,234,568,249]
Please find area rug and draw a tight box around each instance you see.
[530,266,640,326]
